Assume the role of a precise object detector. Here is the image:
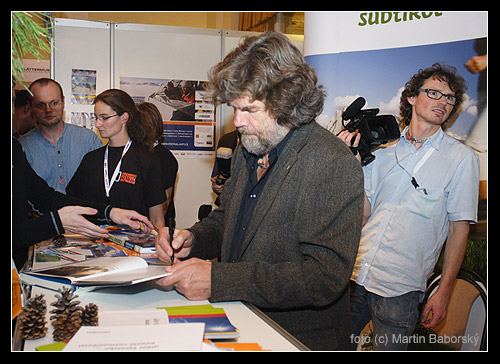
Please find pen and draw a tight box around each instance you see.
[168,217,175,263]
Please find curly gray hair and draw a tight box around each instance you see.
[207,31,325,129]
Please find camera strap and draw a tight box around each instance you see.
[412,147,435,175]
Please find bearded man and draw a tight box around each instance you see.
[155,32,364,351]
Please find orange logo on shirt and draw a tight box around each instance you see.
[120,172,137,185]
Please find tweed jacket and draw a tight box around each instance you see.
[189,121,364,350]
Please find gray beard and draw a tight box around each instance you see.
[239,125,289,156]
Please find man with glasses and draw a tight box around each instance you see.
[19,78,102,193]
[338,63,479,350]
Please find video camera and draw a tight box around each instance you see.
[215,147,232,185]
[340,97,400,166]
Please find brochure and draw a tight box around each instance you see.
[159,304,239,339]
[108,229,157,254]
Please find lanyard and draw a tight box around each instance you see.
[412,147,435,175]
[104,138,132,197]
[395,141,435,194]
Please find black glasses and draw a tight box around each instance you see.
[418,88,457,106]
[91,114,119,122]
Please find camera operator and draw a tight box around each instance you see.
[338,63,479,350]
[210,129,239,197]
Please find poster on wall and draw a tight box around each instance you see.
[304,11,487,182]
[20,59,50,83]
[70,112,96,130]
[71,69,97,105]
[120,77,215,158]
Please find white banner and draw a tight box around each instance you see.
[304,11,487,145]
[304,11,487,56]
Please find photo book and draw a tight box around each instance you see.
[20,256,171,292]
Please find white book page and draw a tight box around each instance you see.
[32,256,147,281]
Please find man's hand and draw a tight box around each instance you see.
[156,258,212,301]
[58,206,108,238]
[58,206,154,239]
[337,130,362,163]
[109,207,154,232]
[421,221,470,328]
[420,288,449,328]
[155,228,195,263]
[210,176,224,195]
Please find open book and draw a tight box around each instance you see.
[20,256,171,292]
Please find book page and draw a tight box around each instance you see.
[30,256,147,281]
[75,264,170,286]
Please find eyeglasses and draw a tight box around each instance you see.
[418,88,457,106]
[91,114,119,122]
[33,100,63,110]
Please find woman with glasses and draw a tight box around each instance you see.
[66,89,166,229]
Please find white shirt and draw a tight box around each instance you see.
[352,126,479,297]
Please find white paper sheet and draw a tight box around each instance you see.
[63,323,205,351]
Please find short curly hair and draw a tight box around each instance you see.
[207,31,325,129]
[399,63,467,127]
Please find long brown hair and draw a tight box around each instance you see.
[137,101,164,150]
[94,89,147,147]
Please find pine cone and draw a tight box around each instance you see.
[50,287,81,318]
[81,303,99,326]
[19,294,48,340]
[50,287,83,342]
[52,311,82,342]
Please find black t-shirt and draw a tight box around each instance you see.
[153,144,178,221]
[67,143,166,218]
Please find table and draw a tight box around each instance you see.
[13,239,308,351]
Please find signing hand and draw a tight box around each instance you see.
[156,258,212,301]
[155,227,194,263]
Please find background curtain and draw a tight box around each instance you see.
[239,12,276,32]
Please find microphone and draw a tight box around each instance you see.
[215,147,232,185]
[216,147,232,174]
[342,97,366,121]
[216,147,232,159]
